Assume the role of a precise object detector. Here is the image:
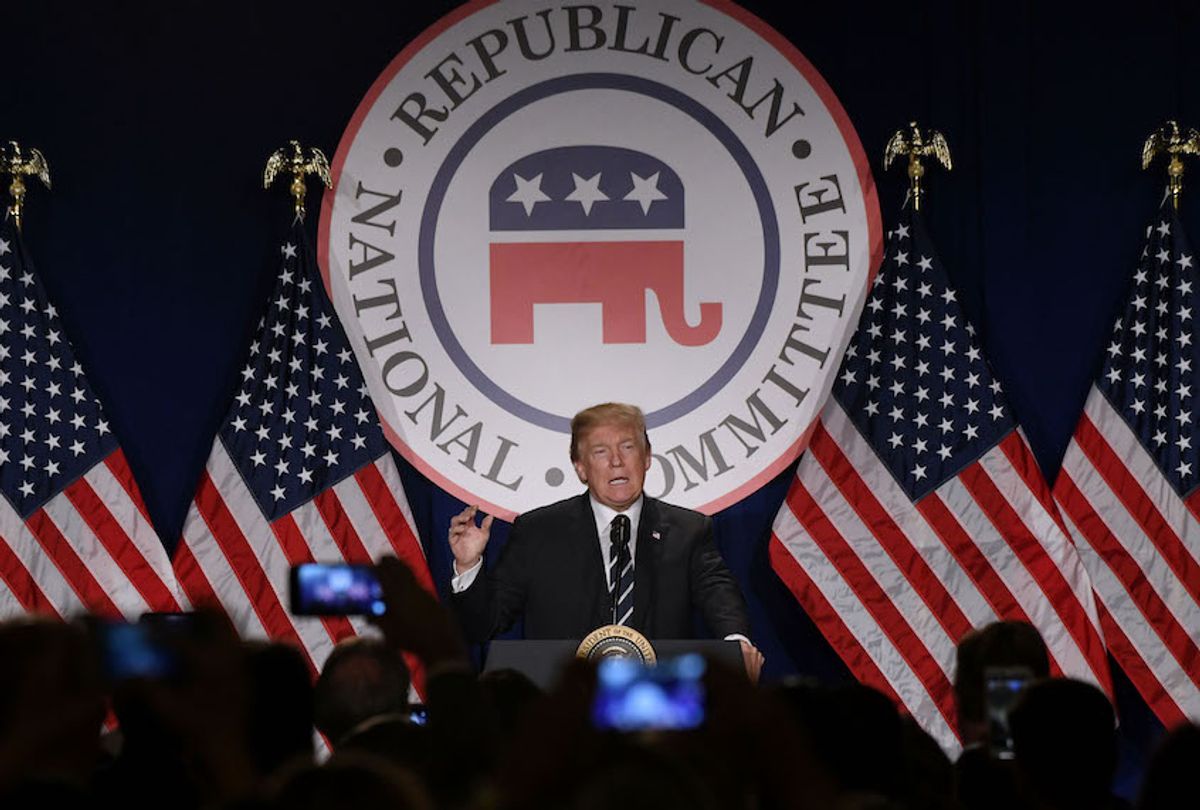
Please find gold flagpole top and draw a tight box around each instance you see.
[0,142,52,233]
[883,122,952,212]
[1142,121,1200,210]
[263,140,332,222]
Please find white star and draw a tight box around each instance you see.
[351,434,367,450]
[1152,430,1167,446]
[841,368,857,385]
[894,251,909,266]
[298,468,314,484]
[282,243,298,258]
[70,440,86,457]
[964,424,979,440]
[912,465,927,481]
[274,459,289,476]
[338,348,353,364]
[624,171,668,214]
[564,172,608,215]
[18,481,34,497]
[235,390,252,408]
[271,484,287,501]
[937,444,953,460]
[506,173,551,216]
[0,239,8,255]
[251,450,267,466]
[895,223,910,239]
[354,408,370,424]
[888,432,903,448]
[990,403,1005,420]
[301,442,317,458]
[96,419,109,436]
[917,256,933,271]
[317,313,332,329]
[231,416,247,432]
[323,449,339,466]
[1177,461,1191,478]
[255,425,271,441]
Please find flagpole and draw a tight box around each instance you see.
[1141,121,1199,210]
[0,142,52,233]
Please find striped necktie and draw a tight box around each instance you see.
[608,514,634,626]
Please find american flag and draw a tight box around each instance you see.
[0,214,182,619]
[172,221,433,683]
[1054,204,1200,727]
[770,206,1111,754]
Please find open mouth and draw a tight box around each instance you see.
[608,476,629,486]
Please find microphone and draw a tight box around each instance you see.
[610,514,631,625]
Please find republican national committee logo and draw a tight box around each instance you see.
[321,0,882,519]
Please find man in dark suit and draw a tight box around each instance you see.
[448,403,763,678]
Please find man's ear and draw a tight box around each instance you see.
[573,459,588,484]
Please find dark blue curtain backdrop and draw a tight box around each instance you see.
[5,0,1197,795]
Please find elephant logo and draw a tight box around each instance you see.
[488,146,722,347]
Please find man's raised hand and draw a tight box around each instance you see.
[449,504,493,574]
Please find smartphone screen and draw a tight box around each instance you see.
[984,666,1032,759]
[289,563,385,616]
[592,653,706,732]
[94,619,178,682]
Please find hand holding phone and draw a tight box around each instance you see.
[984,665,1033,759]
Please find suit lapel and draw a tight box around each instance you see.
[630,496,662,634]
[574,494,608,622]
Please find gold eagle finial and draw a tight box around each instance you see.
[1,142,52,232]
[263,140,332,222]
[1142,121,1200,209]
[883,122,952,211]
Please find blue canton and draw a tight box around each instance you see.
[219,224,388,521]
[1096,206,1199,496]
[0,218,117,518]
[833,208,1015,500]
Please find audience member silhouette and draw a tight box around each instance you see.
[0,569,1161,809]
[1137,722,1200,810]
[314,637,412,747]
[1010,678,1125,810]
[954,620,1052,810]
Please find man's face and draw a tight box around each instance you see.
[573,421,651,511]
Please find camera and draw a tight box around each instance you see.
[289,562,385,616]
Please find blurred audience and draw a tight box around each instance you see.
[0,584,1154,810]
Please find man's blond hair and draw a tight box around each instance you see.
[569,403,650,462]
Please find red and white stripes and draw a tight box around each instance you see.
[0,449,184,620]
[772,402,1110,755]
[1054,389,1200,726]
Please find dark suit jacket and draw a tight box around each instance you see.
[451,493,750,641]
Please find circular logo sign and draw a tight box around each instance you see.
[321,0,881,519]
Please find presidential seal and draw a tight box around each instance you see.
[321,0,881,519]
[576,624,657,664]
